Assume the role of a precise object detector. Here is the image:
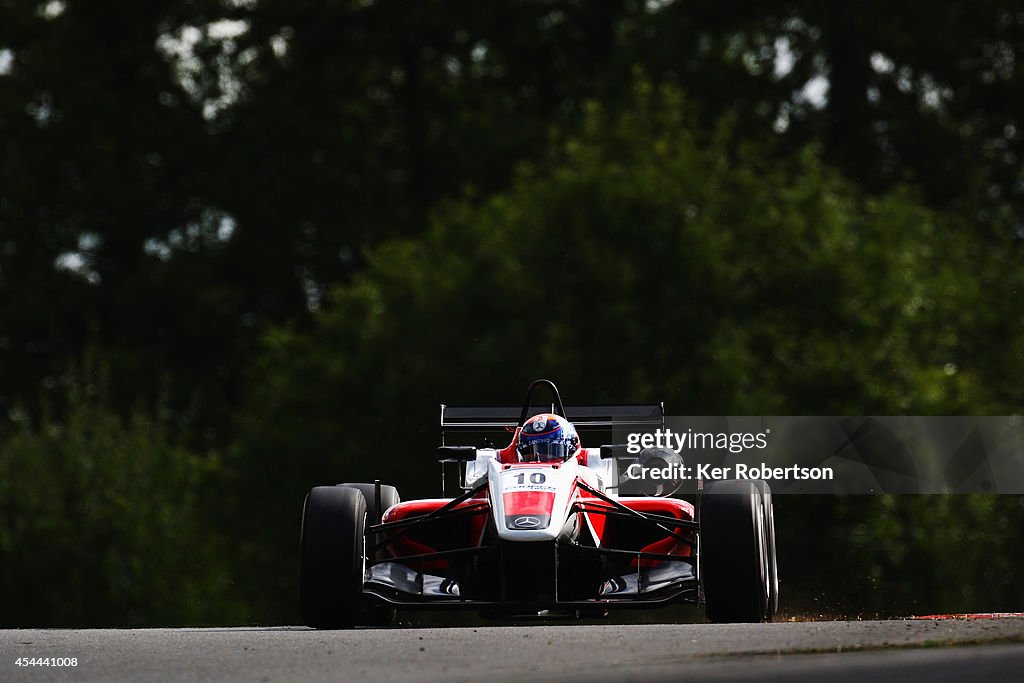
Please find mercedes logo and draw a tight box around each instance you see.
[514,516,541,529]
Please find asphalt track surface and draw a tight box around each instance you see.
[3,618,1024,682]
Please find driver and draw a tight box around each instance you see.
[517,414,580,463]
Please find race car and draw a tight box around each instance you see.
[299,379,779,628]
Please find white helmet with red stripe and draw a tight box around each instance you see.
[517,413,580,463]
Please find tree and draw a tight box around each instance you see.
[0,368,246,626]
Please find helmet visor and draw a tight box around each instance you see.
[517,441,571,463]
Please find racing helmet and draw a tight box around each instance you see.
[517,413,580,463]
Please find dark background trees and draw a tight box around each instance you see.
[1,1,1023,625]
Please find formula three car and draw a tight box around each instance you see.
[299,380,779,627]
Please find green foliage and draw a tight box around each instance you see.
[0,373,246,627]
[779,494,1024,618]
[241,82,1021,437]
[5,1,1024,436]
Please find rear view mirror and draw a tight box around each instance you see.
[437,445,477,462]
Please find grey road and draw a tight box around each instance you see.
[2,618,1023,682]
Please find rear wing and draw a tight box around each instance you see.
[440,403,664,445]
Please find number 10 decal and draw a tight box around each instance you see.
[514,472,547,485]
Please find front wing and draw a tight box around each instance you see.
[361,481,699,611]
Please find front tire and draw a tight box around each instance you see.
[336,483,401,626]
[700,479,774,623]
[300,486,366,629]
[337,483,401,526]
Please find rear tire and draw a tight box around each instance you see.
[300,486,366,629]
[700,479,772,623]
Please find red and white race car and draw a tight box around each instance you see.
[300,380,778,627]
